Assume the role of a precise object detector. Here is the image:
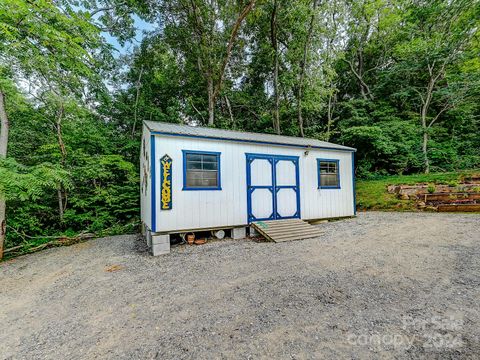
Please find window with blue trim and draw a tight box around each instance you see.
[183,150,221,190]
[317,159,340,189]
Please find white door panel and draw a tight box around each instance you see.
[247,154,300,222]
[275,160,296,186]
[276,188,297,218]
[251,188,274,219]
[250,159,272,186]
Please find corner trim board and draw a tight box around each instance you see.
[352,152,356,215]
[150,134,157,232]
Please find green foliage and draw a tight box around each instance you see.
[446,180,459,187]
[65,154,139,232]
[0,158,72,201]
[4,100,140,248]
[0,0,110,94]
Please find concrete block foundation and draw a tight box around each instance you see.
[150,234,170,256]
[249,226,259,236]
[232,227,246,240]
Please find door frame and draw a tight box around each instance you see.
[246,153,301,223]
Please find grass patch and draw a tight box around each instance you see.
[356,170,479,211]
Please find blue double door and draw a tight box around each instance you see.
[246,153,300,223]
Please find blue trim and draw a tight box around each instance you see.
[246,155,252,222]
[182,150,222,190]
[150,134,156,232]
[295,158,301,219]
[246,154,274,222]
[317,158,341,189]
[272,157,277,220]
[246,153,301,223]
[352,152,356,215]
[151,131,355,153]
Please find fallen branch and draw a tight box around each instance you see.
[3,233,96,256]
[3,221,140,259]
[3,244,24,253]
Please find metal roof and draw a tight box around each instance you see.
[144,121,356,152]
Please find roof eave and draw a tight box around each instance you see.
[149,129,356,152]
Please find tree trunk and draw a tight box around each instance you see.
[422,129,430,174]
[297,94,305,137]
[271,0,281,135]
[273,55,280,134]
[224,95,234,126]
[207,77,215,126]
[0,92,8,157]
[57,186,64,220]
[420,76,435,174]
[0,90,9,260]
[326,91,335,142]
[56,103,66,221]
[357,51,366,100]
[131,66,144,137]
[344,57,373,101]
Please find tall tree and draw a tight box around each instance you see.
[296,0,319,137]
[270,0,281,134]
[392,0,479,173]
[155,0,256,125]
[341,0,398,101]
[0,0,108,258]
[0,87,8,258]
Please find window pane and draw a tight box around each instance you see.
[202,154,217,163]
[186,154,202,162]
[186,170,218,187]
[186,171,203,187]
[185,152,219,188]
[201,177,218,187]
[202,161,218,170]
[186,161,202,170]
[186,172,218,187]
[320,161,337,174]
[321,174,338,187]
[202,171,218,180]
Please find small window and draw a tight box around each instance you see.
[318,159,340,189]
[183,151,221,190]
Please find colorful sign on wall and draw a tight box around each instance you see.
[160,154,172,210]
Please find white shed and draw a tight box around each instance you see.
[140,121,356,255]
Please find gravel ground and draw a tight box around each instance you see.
[1,212,479,359]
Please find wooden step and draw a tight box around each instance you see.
[252,219,322,243]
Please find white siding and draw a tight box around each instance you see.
[140,126,152,230]
[146,132,355,233]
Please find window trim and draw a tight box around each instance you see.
[182,150,222,191]
[317,158,340,189]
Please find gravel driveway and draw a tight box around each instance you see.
[1,212,479,359]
